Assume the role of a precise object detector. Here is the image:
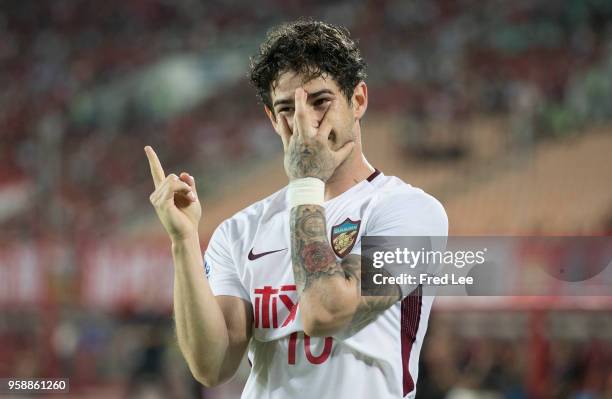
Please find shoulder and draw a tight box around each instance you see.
[378,177,446,218]
[213,186,288,240]
[368,175,448,236]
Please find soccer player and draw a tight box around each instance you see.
[145,20,447,399]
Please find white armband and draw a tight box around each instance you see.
[288,177,325,208]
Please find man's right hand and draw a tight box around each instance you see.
[145,146,202,242]
[280,88,355,182]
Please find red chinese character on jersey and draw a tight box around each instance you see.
[254,285,298,328]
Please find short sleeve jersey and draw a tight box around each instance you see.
[205,170,448,399]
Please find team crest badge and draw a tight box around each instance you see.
[331,218,361,258]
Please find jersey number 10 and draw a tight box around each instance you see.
[288,332,333,365]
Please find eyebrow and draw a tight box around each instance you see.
[272,89,334,108]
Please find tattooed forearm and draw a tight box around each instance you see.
[341,255,402,333]
[290,205,344,294]
[290,205,402,333]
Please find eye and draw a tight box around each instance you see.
[314,98,331,107]
[279,107,294,114]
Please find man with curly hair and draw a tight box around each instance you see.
[145,19,447,399]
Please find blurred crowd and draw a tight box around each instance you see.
[0,309,202,398]
[1,2,612,397]
[419,312,612,399]
[1,0,612,240]
[2,308,610,398]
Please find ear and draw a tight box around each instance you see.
[352,82,368,121]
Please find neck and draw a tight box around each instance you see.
[324,146,375,201]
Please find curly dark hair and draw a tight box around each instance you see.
[249,19,367,113]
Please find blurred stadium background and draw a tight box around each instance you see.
[1,0,611,398]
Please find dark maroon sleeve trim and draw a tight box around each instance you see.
[401,285,423,396]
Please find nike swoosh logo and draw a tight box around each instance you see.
[248,248,287,261]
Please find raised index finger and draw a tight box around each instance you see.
[144,146,165,189]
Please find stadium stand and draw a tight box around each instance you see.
[1,0,611,397]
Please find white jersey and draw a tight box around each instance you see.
[204,170,448,399]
